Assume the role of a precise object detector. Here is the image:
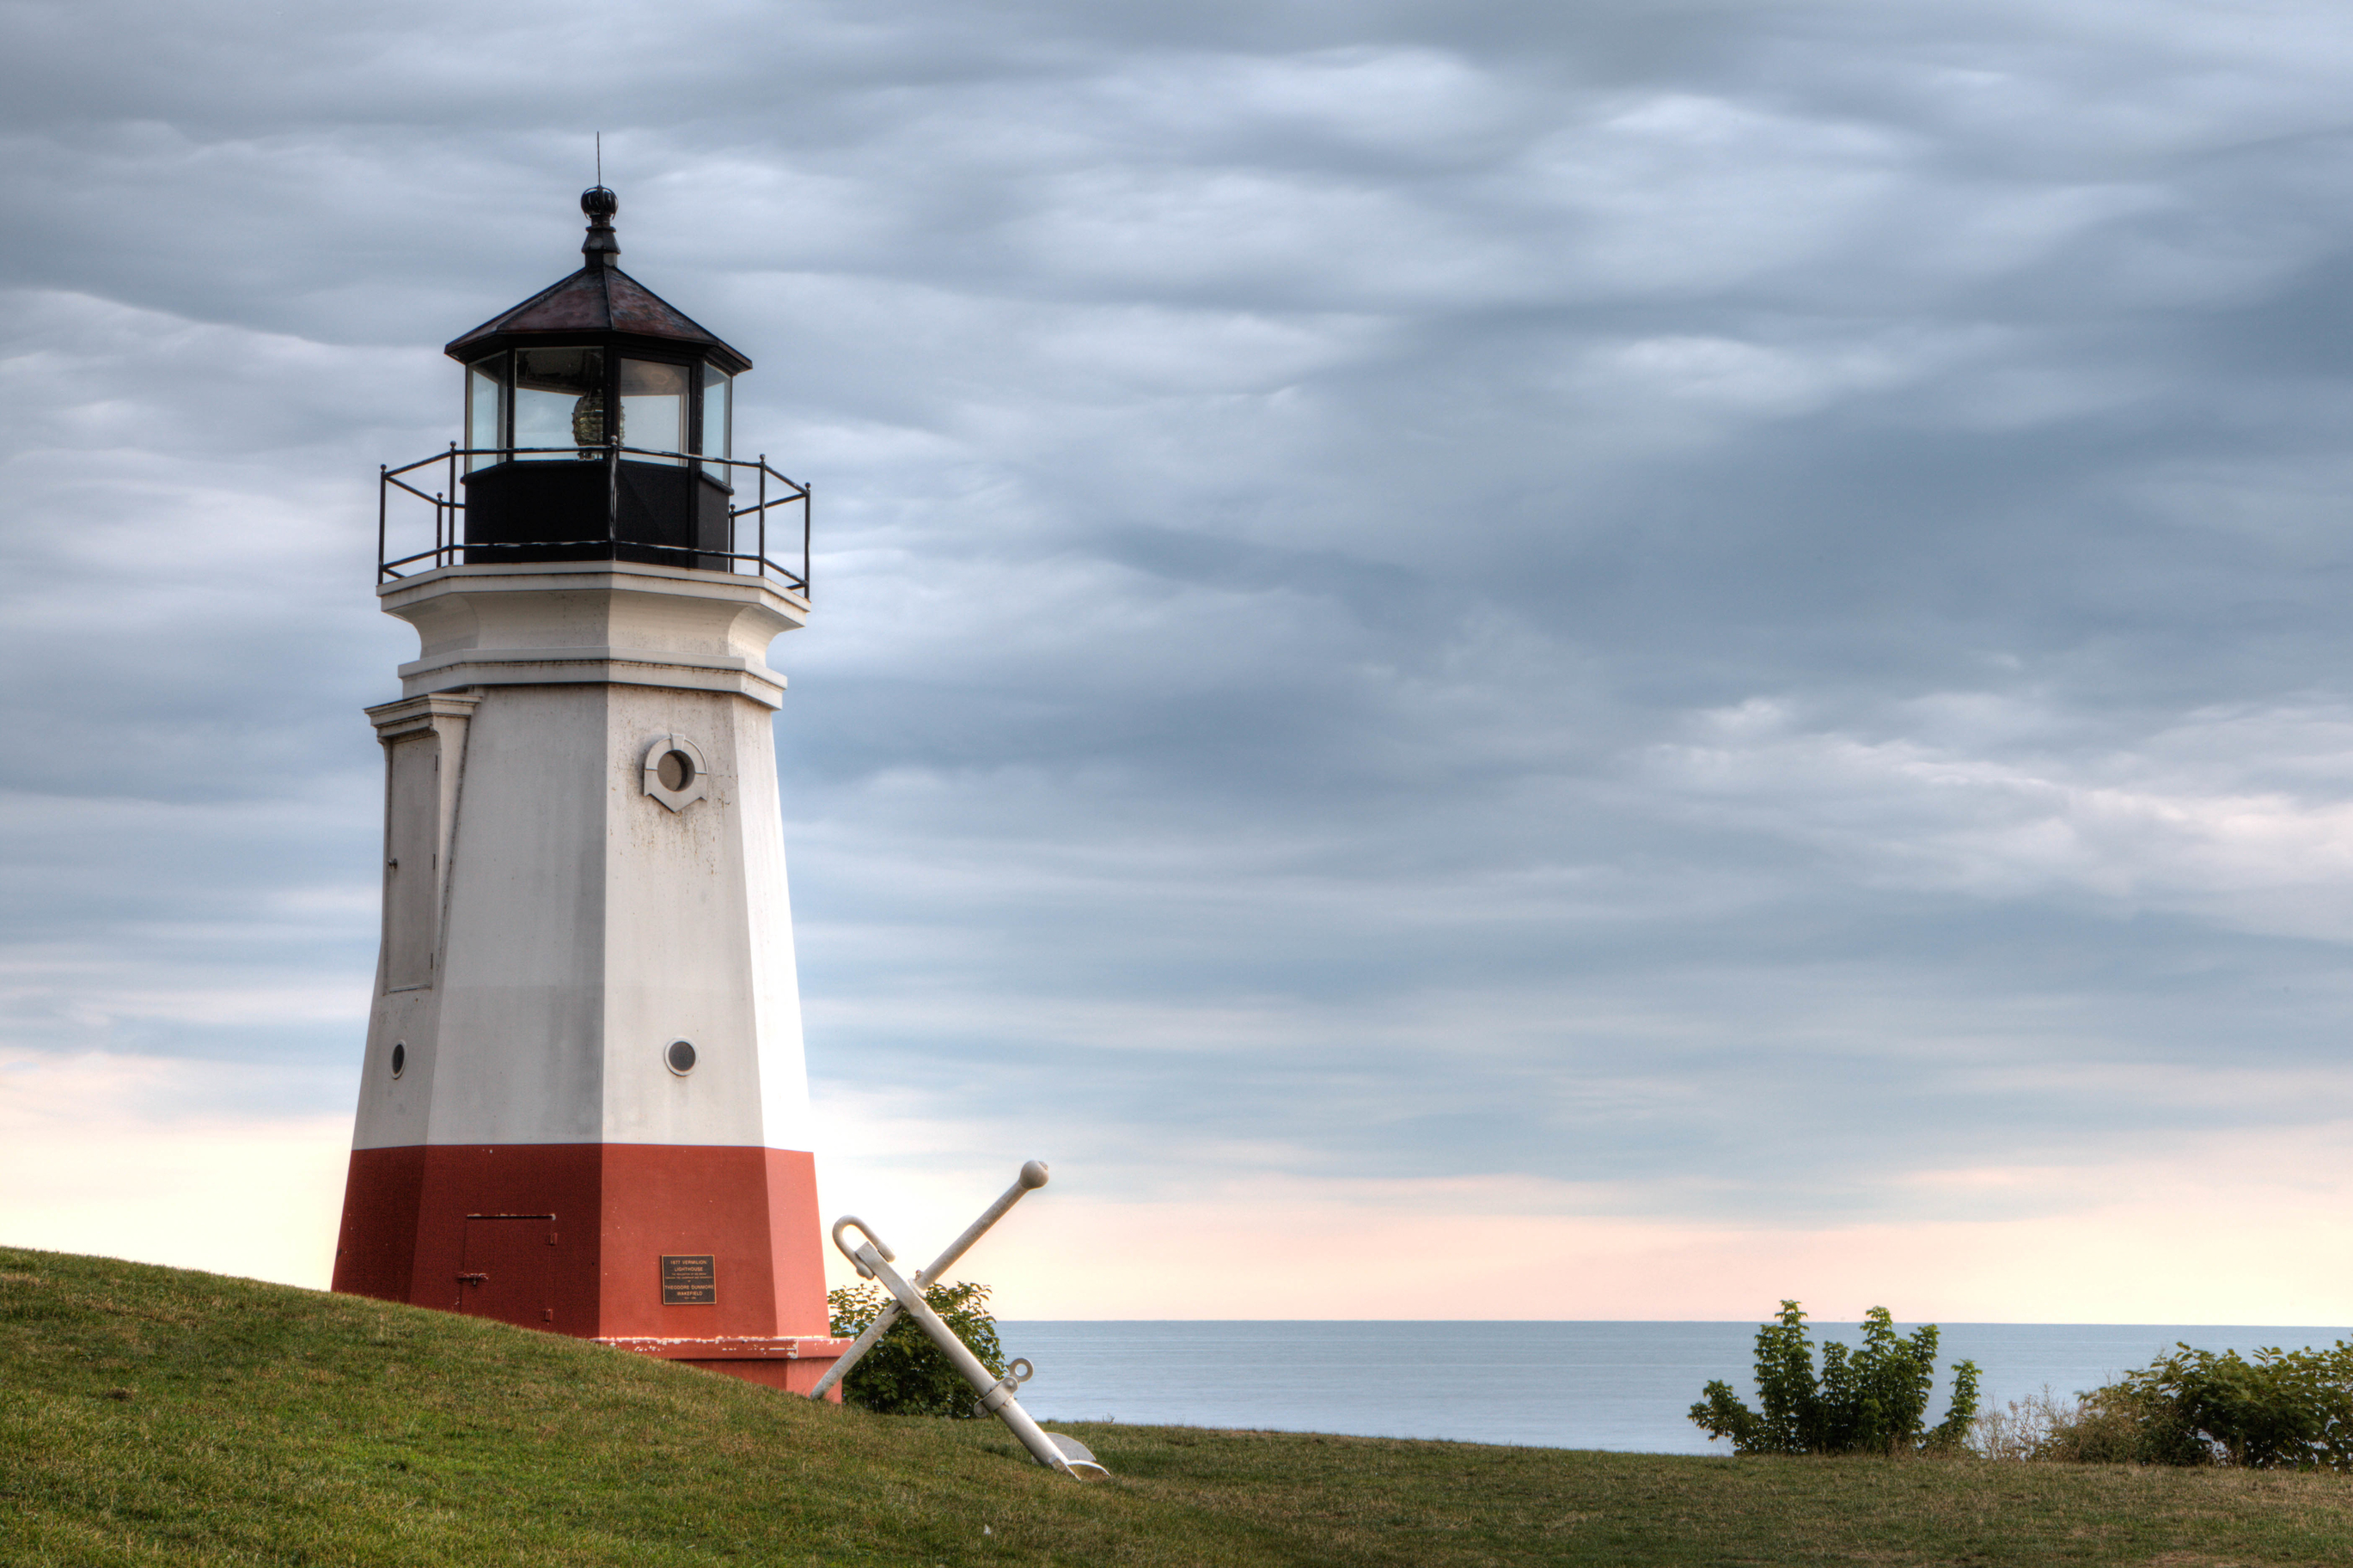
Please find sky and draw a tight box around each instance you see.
[7,0,2353,1322]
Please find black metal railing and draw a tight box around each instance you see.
[377,443,810,595]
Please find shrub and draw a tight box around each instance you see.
[1690,1300,1980,1456]
[2039,1382,2203,1465]
[1970,1387,2069,1462]
[2010,1341,2353,1469]
[825,1279,1008,1418]
[1970,1384,2191,1465]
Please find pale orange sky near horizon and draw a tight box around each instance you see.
[8,1046,2349,1326]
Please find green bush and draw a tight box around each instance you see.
[1690,1301,1980,1456]
[825,1279,1008,1418]
[2035,1383,2202,1465]
[2037,1341,2353,1469]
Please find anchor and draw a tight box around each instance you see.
[810,1161,1108,1480]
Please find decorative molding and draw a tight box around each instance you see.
[365,690,482,741]
[642,733,711,814]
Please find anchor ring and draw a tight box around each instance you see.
[830,1217,895,1278]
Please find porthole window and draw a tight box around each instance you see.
[664,1039,697,1076]
[641,734,710,814]
[390,1041,407,1078]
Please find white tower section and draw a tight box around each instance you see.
[351,559,811,1155]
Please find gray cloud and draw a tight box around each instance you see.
[9,0,2353,1253]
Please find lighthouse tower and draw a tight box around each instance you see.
[331,187,845,1393]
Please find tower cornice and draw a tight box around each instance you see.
[379,560,806,708]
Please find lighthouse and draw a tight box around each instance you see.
[331,186,846,1394]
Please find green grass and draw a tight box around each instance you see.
[6,1248,2353,1566]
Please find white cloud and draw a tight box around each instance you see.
[1641,697,2353,938]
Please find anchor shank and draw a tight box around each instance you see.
[856,1243,1073,1473]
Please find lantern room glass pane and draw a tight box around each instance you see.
[620,358,688,464]
[514,347,604,460]
[700,365,730,482]
[464,354,505,473]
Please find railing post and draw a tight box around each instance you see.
[803,482,811,599]
[376,465,388,583]
[607,442,620,555]
[756,458,767,584]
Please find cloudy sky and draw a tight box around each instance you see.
[8,0,2353,1322]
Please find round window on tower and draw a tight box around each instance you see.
[390,1041,407,1078]
[641,734,710,813]
[665,1039,698,1076]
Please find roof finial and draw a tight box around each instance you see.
[582,178,619,270]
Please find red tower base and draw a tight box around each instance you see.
[332,1142,848,1395]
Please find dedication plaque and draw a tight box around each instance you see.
[659,1254,717,1305]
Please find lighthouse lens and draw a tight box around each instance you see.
[514,348,605,459]
[657,750,694,791]
[665,1040,697,1076]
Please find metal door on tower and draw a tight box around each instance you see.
[456,1213,559,1328]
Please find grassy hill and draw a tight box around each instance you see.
[7,1247,2353,1566]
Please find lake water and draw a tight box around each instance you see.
[996,1321,2353,1454]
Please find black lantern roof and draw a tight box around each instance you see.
[443,186,752,375]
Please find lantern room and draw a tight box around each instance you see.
[442,185,754,570]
